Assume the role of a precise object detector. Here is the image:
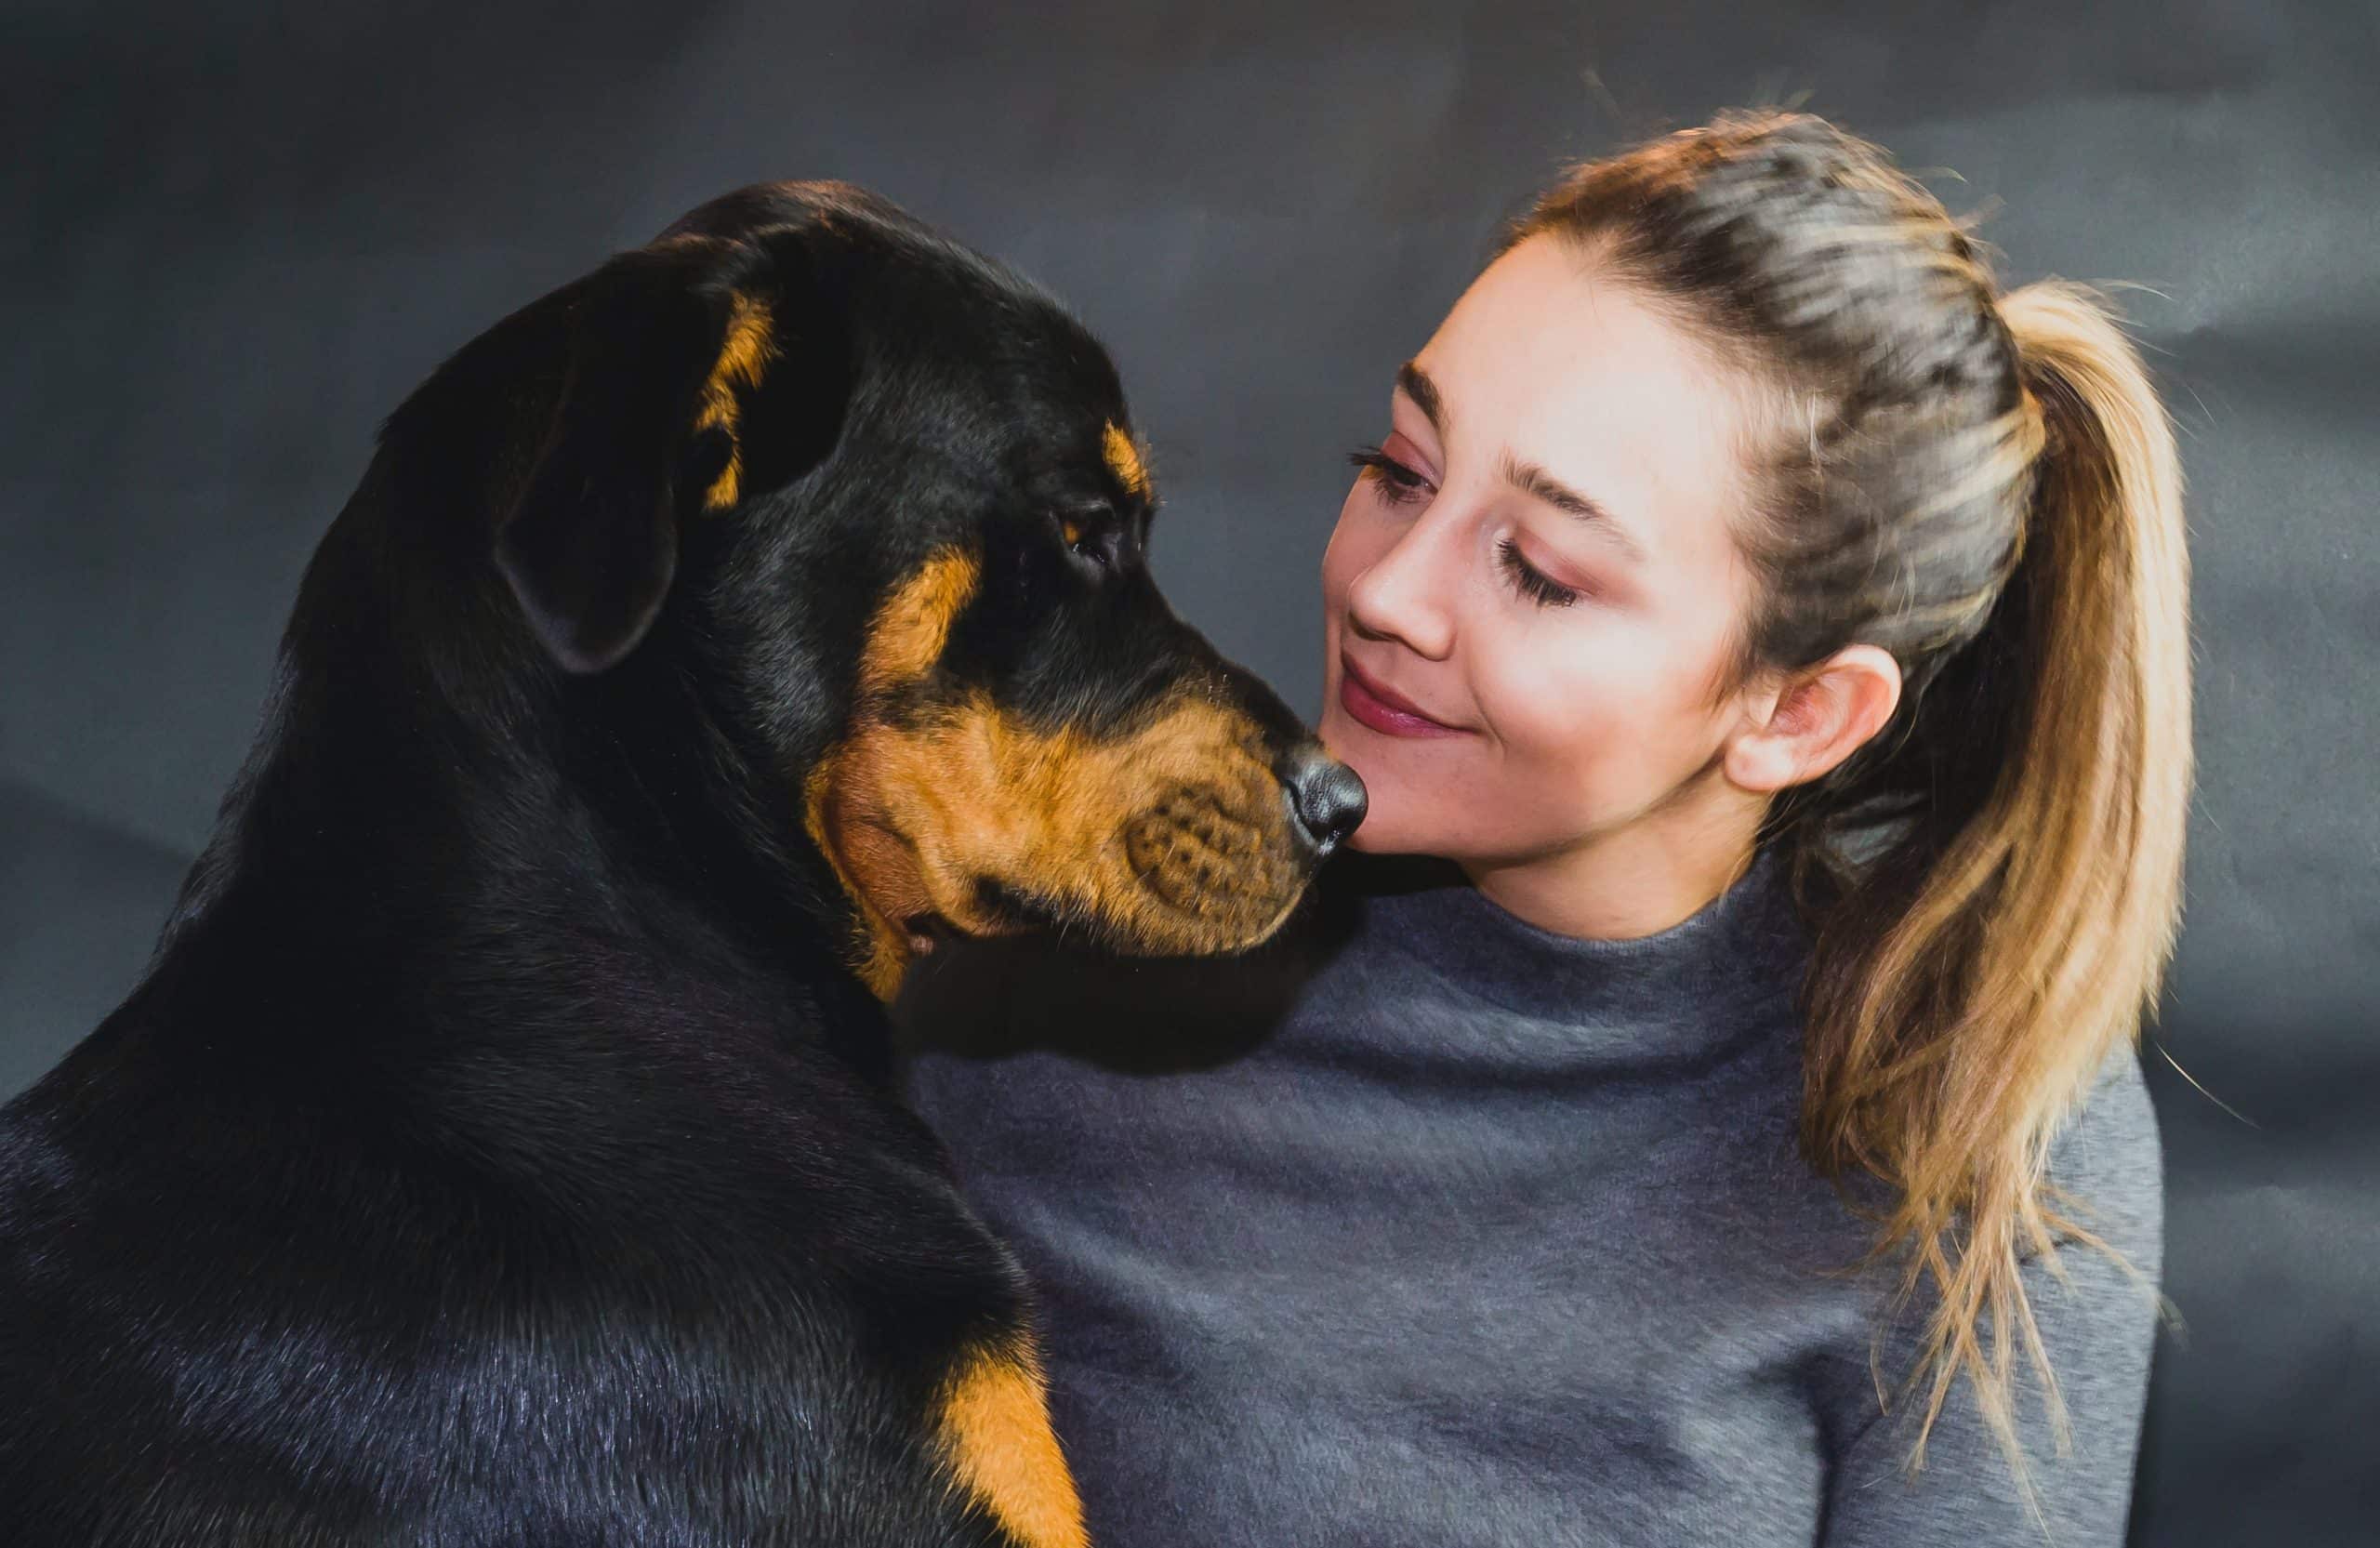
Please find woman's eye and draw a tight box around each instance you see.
[1496,536,1584,608]
[1347,444,1432,507]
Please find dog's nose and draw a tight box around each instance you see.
[1284,749,1368,856]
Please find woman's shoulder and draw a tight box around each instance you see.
[2041,1039,2163,1264]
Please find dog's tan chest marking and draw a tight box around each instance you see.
[935,1339,1090,1548]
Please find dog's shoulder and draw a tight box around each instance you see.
[0,978,1024,1543]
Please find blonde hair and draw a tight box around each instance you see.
[1503,112,2192,1481]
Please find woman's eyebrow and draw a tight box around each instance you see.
[1498,453,1647,563]
[1398,361,1647,565]
[1395,361,1446,430]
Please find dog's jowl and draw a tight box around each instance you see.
[0,181,1364,1547]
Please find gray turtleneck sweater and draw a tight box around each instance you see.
[893,847,2161,1547]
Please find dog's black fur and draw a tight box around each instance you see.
[0,182,1360,1546]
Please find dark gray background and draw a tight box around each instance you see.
[6,3,2373,1542]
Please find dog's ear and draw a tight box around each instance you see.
[494,242,775,675]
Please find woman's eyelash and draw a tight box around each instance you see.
[1497,536,1582,608]
[1347,446,1583,607]
[1348,444,1429,504]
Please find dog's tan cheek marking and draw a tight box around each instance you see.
[801,748,916,1001]
[811,702,1125,986]
[935,1338,1089,1548]
[883,693,1295,955]
[803,548,987,999]
[695,293,776,511]
[1101,421,1150,501]
[860,549,981,695]
[810,628,1304,993]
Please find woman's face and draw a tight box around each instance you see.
[1317,234,1768,865]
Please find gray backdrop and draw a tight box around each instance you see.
[6,3,2374,1542]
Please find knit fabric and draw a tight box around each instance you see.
[895,846,2161,1546]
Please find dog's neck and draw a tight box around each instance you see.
[150,490,881,1063]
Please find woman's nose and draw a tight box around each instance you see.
[1345,510,1459,660]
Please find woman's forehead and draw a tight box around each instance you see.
[1414,237,1755,565]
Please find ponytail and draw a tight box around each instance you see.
[1795,278,2192,1472]
[1512,111,2194,1488]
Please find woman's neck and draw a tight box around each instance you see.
[1459,804,1763,943]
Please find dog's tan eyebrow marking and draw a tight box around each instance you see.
[857,547,981,695]
[1101,420,1150,501]
[694,292,776,511]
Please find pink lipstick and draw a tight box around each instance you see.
[1338,655,1467,739]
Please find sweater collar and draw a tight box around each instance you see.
[1333,842,1809,1051]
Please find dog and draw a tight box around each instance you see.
[0,180,1365,1546]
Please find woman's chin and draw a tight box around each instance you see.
[1336,786,1501,863]
[1342,804,1433,857]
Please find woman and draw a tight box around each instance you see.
[898,110,2188,1546]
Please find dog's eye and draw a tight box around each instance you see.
[1055,505,1122,569]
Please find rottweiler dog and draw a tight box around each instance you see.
[0,181,1364,1546]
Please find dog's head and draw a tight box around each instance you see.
[442,181,1360,996]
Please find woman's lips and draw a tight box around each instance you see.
[1338,655,1468,739]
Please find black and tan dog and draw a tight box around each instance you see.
[0,182,1363,1546]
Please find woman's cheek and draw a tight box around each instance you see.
[1480,642,1641,810]
[1477,634,1596,757]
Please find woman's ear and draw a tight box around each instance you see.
[1724,644,1903,794]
